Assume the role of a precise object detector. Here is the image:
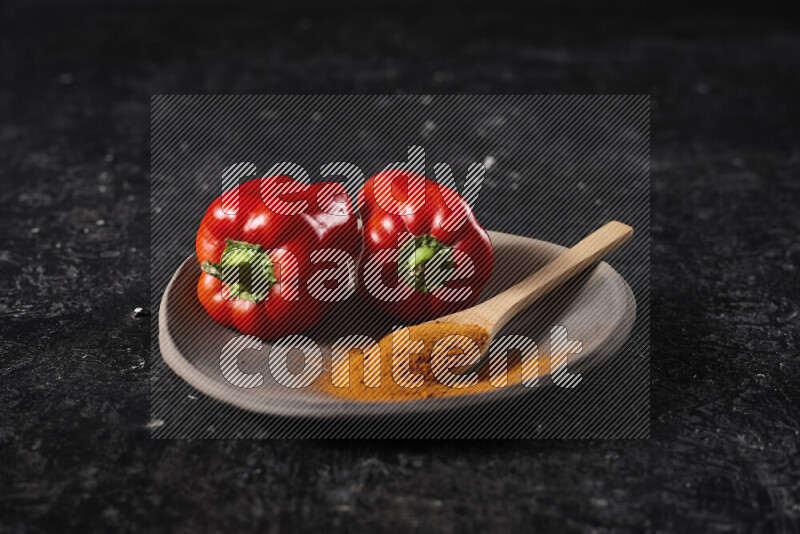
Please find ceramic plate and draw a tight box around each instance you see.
[158,231,636,417]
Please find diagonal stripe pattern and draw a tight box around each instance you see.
[151,95,650,439]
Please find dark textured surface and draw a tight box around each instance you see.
[1,3,798,532]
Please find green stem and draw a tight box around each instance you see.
[397,234,455,293]
[202,239,277,303]
[201,260,222,278]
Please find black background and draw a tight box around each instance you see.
[1,1,798,532]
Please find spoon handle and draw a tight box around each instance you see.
[476,221,633,332]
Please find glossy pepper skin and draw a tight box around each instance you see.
[196,175,361,339]
[357,170,493,321]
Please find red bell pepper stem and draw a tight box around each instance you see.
[397,234,455,294]
[200,238,277,304]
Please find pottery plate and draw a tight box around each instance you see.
[158,231,636,417]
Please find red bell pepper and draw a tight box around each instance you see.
[357,170,493,321]
[196,175,361,339]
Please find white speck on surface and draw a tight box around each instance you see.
[145,419,165,429]
[482,155,496,170]
[31,227,40,234]
[95,219,105,226]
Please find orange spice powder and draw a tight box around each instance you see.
[313,321,541,402]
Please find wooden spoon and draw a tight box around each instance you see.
[456,221,632,344]
[322,221,633,401]
[381,221,632,378]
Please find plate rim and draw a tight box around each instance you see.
[158,230,637,418]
